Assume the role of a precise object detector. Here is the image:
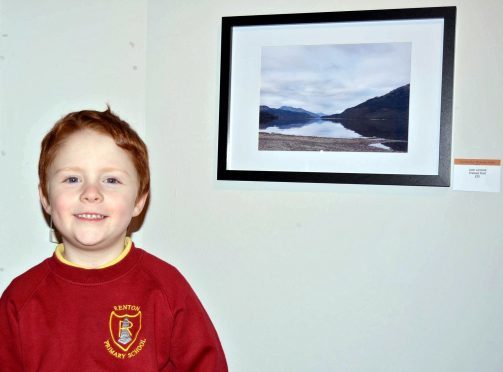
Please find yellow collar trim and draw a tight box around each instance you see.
[55,237,133,269]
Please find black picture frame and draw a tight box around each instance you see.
[217,7,456,186]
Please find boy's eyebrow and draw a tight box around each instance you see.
[100,167,132,176]
[53,166,84,174]
[53,167,131,176]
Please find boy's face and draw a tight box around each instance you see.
[39,129,147,255]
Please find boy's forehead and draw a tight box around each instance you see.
[49,130,136,171]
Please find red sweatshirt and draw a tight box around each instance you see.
[0,243,227,371]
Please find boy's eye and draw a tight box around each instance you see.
[104,177,120,184]
[64,176,79,184]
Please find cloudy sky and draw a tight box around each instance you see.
[260,42,411,115]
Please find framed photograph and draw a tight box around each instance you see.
[217,7,456,186]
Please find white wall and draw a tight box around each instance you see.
[0,0,147,279]
[2,0,503,371]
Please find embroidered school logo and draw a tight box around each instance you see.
[110,311,141,351]
[104,305,147,359]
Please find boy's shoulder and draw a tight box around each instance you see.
[136,248,194,293]
[135,248,208,318]
[1,258,51,306]
[137,248,185,281]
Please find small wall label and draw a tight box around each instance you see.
[453,159,501,192]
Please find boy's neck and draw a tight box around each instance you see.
[56,238,131,269]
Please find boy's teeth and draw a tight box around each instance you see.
[78,214,105,219]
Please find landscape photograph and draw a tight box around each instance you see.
[259,42,412,152]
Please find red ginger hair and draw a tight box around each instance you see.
[38,106,150,200]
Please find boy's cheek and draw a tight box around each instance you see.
[49,192,75,212]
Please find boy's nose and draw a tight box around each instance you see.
[80,184,103,203]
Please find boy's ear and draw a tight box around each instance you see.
[133,192,149,217]
[38,185,52,215]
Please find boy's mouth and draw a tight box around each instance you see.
[75,213,107,220]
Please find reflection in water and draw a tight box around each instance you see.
[259,119,361,139]
[259,117,408,152]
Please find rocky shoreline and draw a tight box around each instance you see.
[258,132,407,152]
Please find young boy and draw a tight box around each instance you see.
[0,107,227,371]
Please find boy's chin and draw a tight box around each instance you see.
[65,235,122,252]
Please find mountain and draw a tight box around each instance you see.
[259,105,316,127]
[324,84,410,121]
[279,106,320,117]
[322,84,410,141]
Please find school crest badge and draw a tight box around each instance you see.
[104,304,147,359]
[109,309,142,352]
